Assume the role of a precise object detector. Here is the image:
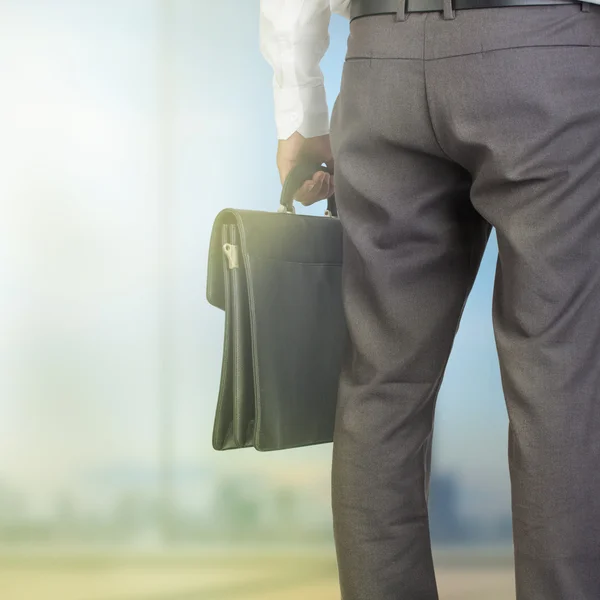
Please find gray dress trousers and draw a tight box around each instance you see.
[328,2,600,599]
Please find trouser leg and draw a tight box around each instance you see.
[421,4,600,596]
[329,39,491,599]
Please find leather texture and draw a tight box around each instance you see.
[350,0,579,19]
[206,162,348,451]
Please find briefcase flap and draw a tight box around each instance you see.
[206,208,343,310]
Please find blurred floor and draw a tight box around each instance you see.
[243,568,516,600]
[0,548,516,600]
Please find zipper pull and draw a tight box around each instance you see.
[223,243,239,269]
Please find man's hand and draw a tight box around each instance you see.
[276,131,335,208]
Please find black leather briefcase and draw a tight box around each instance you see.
[206,162,348,451]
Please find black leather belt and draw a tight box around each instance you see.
[351,0,581,19]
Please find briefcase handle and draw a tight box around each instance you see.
[278,162,337,218]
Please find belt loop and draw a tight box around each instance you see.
[443,0,456,19]
[395,0,407,21]
[581,1,590,12]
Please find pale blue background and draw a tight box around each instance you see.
[0,0,511,539]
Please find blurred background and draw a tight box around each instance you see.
[0,1,516,598]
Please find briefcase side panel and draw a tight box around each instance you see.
[212,224,238,451]
[229,224,256,448]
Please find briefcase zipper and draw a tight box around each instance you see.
[223,243,239,269]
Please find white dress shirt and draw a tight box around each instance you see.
[260,0,597,140]
[260,0,351,140]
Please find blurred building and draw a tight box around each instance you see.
[428,471,466,544]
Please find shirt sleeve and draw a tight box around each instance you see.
[260,0,348,140]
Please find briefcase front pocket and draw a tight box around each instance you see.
[247,254,346,451]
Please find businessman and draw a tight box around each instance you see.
[260,1,600,598]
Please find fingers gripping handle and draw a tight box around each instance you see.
[279,162,337,217]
